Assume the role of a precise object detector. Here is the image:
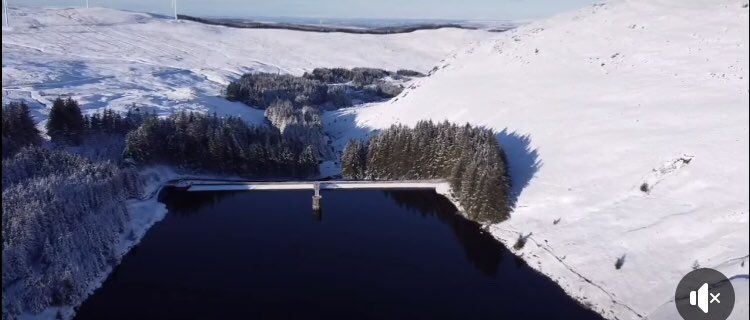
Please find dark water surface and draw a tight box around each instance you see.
[75,189,603,320]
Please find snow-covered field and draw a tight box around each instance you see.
[327,0,750,319]
[3,1,749,320]
[1,6,489,128]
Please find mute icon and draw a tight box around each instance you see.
[676,268,734,320]
[688,282,721,314]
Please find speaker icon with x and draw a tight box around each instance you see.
[676,268,735,320]
[689,283,722,313]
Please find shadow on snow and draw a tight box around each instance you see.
[496,129,542,207]
[323,111,542,210]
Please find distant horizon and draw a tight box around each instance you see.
[195,15,503,23]
[10,0,598,21]
[5,6,524,28]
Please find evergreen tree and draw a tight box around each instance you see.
[123,111,319,178]
[342,139,368,179]
[227,68,410,110]
[225,82,241,101]
[347,139,368,179]
[46,97,67,143]
[62,97,85,143]
[2,101,42,158]
[46,97,85,144]
[298,145,318,178]
[340,120,511,223]
[2,147,142,318]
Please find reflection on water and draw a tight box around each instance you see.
[159,188,235,215]
[383,191,503,276]
[75,188,603,320]
[313,207,323,221]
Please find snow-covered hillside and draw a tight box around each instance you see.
[329,0,749,319]
[3,2,748,320]
[1,6,489,126]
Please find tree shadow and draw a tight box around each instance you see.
[321,110,542,207]
[158,186,238,216]
[321,110,378,160]
[495,129,542,206]
[383,190,505,277]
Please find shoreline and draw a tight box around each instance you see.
[31,170,745,320]
[67,171,617,320]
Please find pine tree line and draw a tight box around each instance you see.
[1,97,327,319]
[341,120,511,223]
[43,97,149,162]
[2,102,42,158]
[3,100,144,319]
[265,100,334,160]
[83,107,146,135]
[124,112,319,178]
[225,68,419,110]
[77,107,148,163]
[47,97,146,144]
[14,96,322,177]
[225,73,328,108]
[303,67,424,86]
[2,147,142,318]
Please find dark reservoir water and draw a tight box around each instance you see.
[75,189,603,320]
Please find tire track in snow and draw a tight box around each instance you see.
[529,235,647,319]
[494,225,646,319]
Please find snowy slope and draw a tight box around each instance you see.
[1,6,490,126]
[329,0,750,319]
[3,3,748,320]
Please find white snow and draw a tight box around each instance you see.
[327,0,749,319]
[2,6,490,124]
[4,2,749,320]
[21,165,176,320]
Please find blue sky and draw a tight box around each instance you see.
[16,0,597,20]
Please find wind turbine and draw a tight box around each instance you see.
[85,0,89,8]
[3,0,9,28]
[172,0,178,21]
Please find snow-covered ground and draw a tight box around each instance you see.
[1,6,490,127]
[3,2,749,320]
[326,0,749,319]
[21,165,175,320]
